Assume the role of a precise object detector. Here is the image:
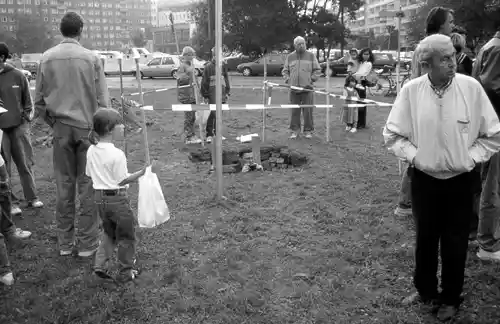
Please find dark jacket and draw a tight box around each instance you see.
[456,52,473,76]
[200,59,230,102]
[472,32,500,116]
[0,63,33,129]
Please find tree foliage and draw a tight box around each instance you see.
[130,28,148,47]
[407,0,500,51]
[190,0,364,56]
[0,14,55,53]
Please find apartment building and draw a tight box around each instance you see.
[152,0,197,53]
[347,0,423,39]
[0,0,153,50]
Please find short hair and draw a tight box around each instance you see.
[357,47,375,63]
[426,7,453,35]
[450,33,466,52]
[0,42,9,62]
[416,34,453,64]
[182,46,195,57]
[294,36,306,45]
[60,12,84,38]
[92,108,123,137]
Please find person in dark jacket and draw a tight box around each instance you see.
[451,33,473,76]
[200,47,230,143]
[0,42,43,215]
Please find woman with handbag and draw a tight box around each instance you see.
[353,48,376,128]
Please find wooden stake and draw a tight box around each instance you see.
[135,59,150,164]
[214,0,223,200]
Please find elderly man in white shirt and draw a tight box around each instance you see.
[383,34,500,321]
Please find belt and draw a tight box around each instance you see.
[95,188,127,196]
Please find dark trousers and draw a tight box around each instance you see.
[52,122,99,252]
[1,123,38,202]
[0,165,13,276]
[411,168,472,305]
[94,189,136,274]
[205,88,226,137]
[355,81,367,128]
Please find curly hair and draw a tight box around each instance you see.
[357,48,375,63]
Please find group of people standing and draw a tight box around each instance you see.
[385,6,500,322]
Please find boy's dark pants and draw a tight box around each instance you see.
[205,87,227,137]
[94,189,136,275]
[355,82,367,128]
[411,167,472,305]
[0,164,13,276]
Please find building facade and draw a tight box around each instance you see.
[0,0,154,50]
[152,0,196,54]
[346,0,423,41]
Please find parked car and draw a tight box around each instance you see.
[138,55,181,79]
[22,62,39,79]
[223,53,253,71]
[321,52,402,76]
[236,54,286,76]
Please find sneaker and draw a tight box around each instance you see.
[289,132,298,139]
[0,272,14,286]
[394,206,412,217]
[27,200,44,208]
[345,126,352,131]
[303,131,313,138]
[350,127,357,133]
[206,136,213,143]
[94,269,114,280]
[437,304,459,322]
[477,248,500,262]
[185,136,202,144]
[78,248,98,258]
[12,228,32,239]
[11,206,22,215]
[59,250,73,256]
[116,269,139,283]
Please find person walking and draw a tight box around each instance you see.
[34,12,109,257]
[282,36,321,139]
[395,6,455,219]
[0,43,43,215]
[384,34,500,321]
[352,47,375,129]
[472,29,500,261]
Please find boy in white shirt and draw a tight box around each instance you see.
[86,108,158,283]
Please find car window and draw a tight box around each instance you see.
[374,54,390,61]
[270,55,284,63]
[148,58,161,66]
[162,57,174,65]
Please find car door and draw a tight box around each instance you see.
[145,58,162,77]
[252,58,264,75]
[268,54,285,75]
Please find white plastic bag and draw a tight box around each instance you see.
[138,166,170,228]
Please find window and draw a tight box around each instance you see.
[1,17,6,22]
[161,57,174,65]
[148,58,161,66]
[44,17,48,21]
[0,0,5,4]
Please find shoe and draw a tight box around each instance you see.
[12,228,32,239]
[116,269,139,283]
[27,200,44,208]
[350,127,357,133]
[78,248,98,258]
[477,248,500,262]
[436,304,459,322]
[185,136,202,144]
[94,269,114,280]
[289,132,298,139]
[345,126,352,131]
[402,292,440,306]
[303,131,313,138]
[0,272,14,286]
[11,206,22,215]
[394,206,412,217]
[206,136,213,143]
[59,250,73,256]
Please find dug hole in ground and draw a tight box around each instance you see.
[2,88,499,324]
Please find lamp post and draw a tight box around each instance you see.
[380,5,405,93]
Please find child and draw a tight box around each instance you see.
[86,108,158,283]
[342,75,359,133]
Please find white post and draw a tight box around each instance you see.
[396,8,402,94]
[214,0,223,200]
[325,57,330,142]
[135,58,150,164]
[261,55,267,141]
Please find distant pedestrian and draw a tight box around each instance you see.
[0,42,43,216]
[35,12,108,257]
[282,36,321,139]
[451,33,473,76]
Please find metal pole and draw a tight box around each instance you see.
[135,58,150,164]
[214,0,223,200]
[396,10,401,94]
[325,57,330,142]
[261,55,267,141]
[118,57,127,157]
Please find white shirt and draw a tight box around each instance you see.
[86,142,129,189]
[354,62,372,77]
[383,73,500,179]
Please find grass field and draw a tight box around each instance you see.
[1,87,500,324]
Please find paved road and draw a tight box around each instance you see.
[103,74,346,90]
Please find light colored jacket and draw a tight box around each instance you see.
[383,73,500,179]
[282,51,320,89]
[472,32,500,114]
[35,38,109,129]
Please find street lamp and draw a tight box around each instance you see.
[380,6,405,93]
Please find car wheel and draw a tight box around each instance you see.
[171,70,178,79]
[140,72,145,79]
[242,67,252,76]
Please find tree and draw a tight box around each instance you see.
[130,28,148,47]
